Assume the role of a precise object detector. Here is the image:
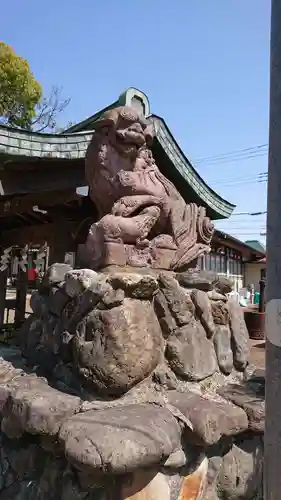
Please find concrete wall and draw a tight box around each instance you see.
[245,263,265,291]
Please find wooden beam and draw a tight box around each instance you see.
[48,216,76,265]
[0,164,85,196]
[0,190,81,217]
[1,221,79,248]
[1,223,56,248]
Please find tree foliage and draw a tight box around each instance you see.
[0,42,70,132]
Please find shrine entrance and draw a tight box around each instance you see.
[0,188,96,334]
[0,244,48,331]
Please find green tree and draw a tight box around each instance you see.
[0,42,70,132]
[0,42,42,128]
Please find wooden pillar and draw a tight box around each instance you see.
[259,279,266,313]
[48,218,74,266]
[0,270,8,328]
[14,268,28,327]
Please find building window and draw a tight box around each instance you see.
[204,251,227,274]
[215,254,221,273]
[228,251,243,276]
[210,253,216,272]
[237,256,242,275]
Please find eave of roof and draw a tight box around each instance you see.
[150,115,234,219]
[0,88,235,220]
[214,229,266,257]
[245,240,266,253]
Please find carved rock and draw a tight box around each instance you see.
[41,263,73,290]
[11,264,258,498]
[30,290,50,316]
[0,270,263,500]
[217,437,263,500]
[152,364,178,390]
[153,290,177,338]
[207,290,228,302]
[176,270,216,291]
[59,404,182,475]
[99,287,125,308]
[218,383,264,433]
[0,358,23,390]
[64,269,99,298]
[48,287,69,316]
[18,315,43,358]
[1,375,81,439]
[212,275,234,295]
[108,272,158,299]
[211,300,229,325]
[72,298,164,395]
[166,321,218,381]
[191,289,216,338]
[167,391,248,446]
[228,298,250,371]
[20,269,252,402]
[213,324,234,375]
[158,274,195,326]
[33,314,59,370]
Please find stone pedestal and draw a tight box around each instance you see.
[0,264,263,500]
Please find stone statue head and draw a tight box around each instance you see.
[93,106,154,157]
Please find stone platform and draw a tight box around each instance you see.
[0,265,264,499]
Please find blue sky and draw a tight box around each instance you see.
[1,1,270,243]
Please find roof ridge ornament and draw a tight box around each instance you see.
[118,88,150,117]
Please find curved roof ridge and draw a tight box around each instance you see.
[150,114,235,218]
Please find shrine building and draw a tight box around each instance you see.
[0,88,264,328]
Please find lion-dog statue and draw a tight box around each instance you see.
[84,106,214,270]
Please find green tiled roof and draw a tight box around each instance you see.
[0,126,92,159]
[245,240,266,253]
[0,87,235,220]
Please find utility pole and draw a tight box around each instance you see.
[265,1,281,498]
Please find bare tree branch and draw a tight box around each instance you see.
[0,85,70,133]
[30,86,70,132]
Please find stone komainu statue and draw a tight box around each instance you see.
[85,106,214,270]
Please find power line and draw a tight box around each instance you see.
[210,176,267,186]
[210,172,267,185]
[198,152,268,167]
[195,143,268,163]
[211,178,268,188]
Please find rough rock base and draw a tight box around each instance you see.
[2,265,264,499]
